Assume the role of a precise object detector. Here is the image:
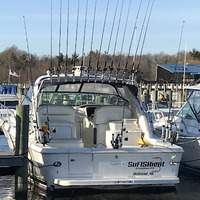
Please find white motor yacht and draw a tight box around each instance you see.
[1,72,183,191]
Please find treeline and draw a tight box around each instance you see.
[0,45,200,84]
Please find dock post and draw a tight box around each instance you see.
[15,105,29,197]
[139,83,143,97]
[166,90,172,108]
[17,84,23,105]
[151,90,157,109]
[177,89,183,107]
[143,89,149,105]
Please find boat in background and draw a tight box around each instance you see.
[0,85,18,109]
[147,101,181,130]
[1,71,183,191]
[0,85,18,135]
[149,83,200,172]
[171,84,200,171]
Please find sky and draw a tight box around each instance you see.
[0,0,200,57]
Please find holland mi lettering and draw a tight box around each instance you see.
[128,161,165,168]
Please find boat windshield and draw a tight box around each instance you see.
[178,90,200,122]
[38,82,129,107]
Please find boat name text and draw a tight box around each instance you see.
[128,161,165,168]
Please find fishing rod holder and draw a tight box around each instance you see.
[111,133,123,149]
[40,125,56,146]
[161,124,179,145]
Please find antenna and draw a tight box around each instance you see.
[175,20,185,83]
[176,21,185,66]
[23,16,32,84]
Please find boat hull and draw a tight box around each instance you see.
[177,136,200,170]
[27,141,182,190]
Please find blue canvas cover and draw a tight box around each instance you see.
[0,85,17,94]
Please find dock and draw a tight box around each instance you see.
[0,150,24,176]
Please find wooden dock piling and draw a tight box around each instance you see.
[139,83,189,107]
[15,105,29,197]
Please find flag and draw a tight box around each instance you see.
[9,69,19,78]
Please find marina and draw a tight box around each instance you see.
[1,0,200,199]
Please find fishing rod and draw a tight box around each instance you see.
[130,0,151,82]
[80,0,89,82]
[136,0,155,72]
[95,0,110,82]
[72,0,80,82]
[23,16,32,84]
[117,0,131,82]
[167,20,185,125]
[65,0,70,79]
[124,0,142,83]
[88,0,97,82]
[57,0,62,79]
[103,0,119,82]
[110,0,124,82]
[50,0,53,76]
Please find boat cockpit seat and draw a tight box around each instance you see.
[49,121,76,140]
[93,105,132,124]
[93,105,132,146]
[39,105,76,124]
[38,105,77,139]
